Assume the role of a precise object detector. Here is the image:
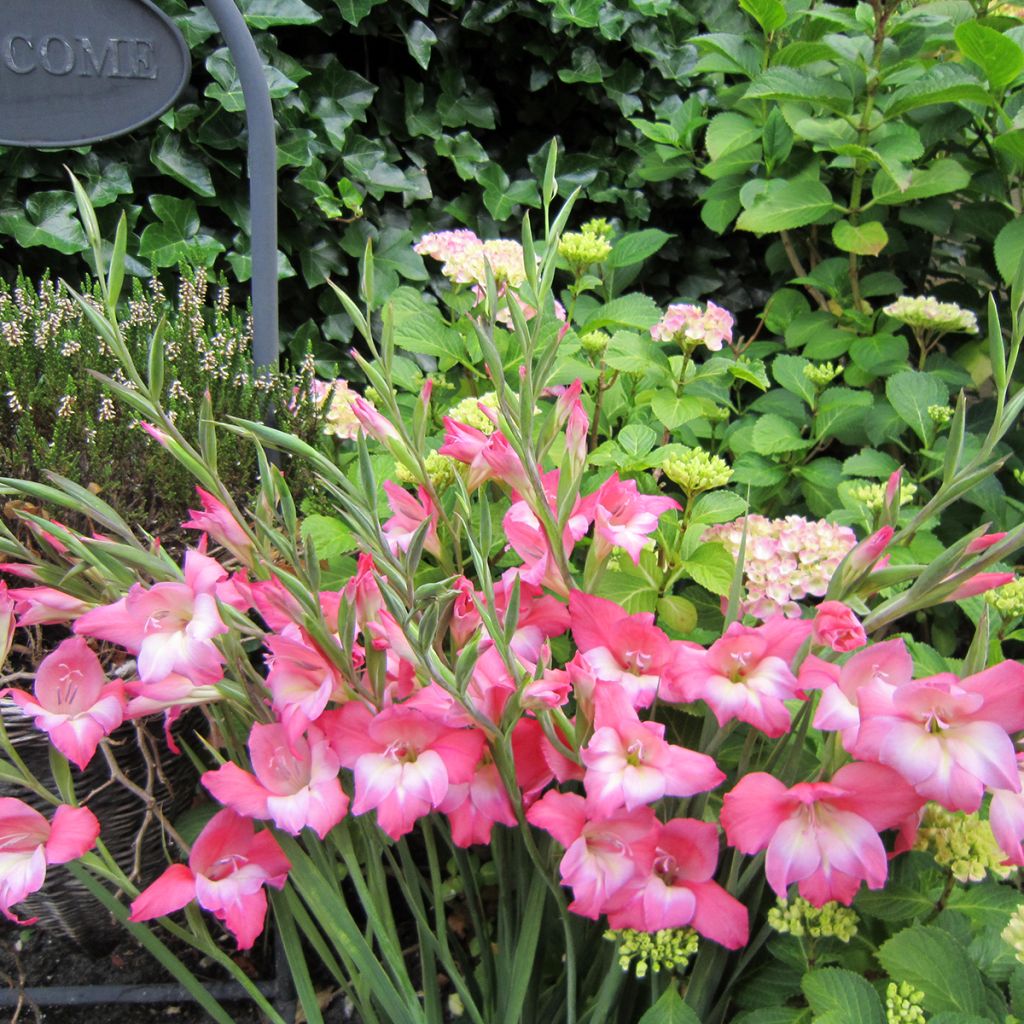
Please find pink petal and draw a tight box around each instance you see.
[202,763,271,820]
[45,805,100,863]
[765,816,821,898]
[129,863,196,921]
[220,888,268,950]
[720,773,793,853]
[688,879,749,949]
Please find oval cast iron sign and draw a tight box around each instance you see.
[0,0,189,147]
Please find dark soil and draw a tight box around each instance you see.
[0,918,281,1023]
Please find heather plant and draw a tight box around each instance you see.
[1,163,1024,1024]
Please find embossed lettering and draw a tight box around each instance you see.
[3,36,34,74]
[131,40,157,79]
[76,37,116,77]
[39,36,73,75]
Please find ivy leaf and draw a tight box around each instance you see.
[205,47,298,112]
[832,219,888,256]
[138,196,224,268]
[150,132,216,198]
[736,179,835,234]
[402,20,438,70]
[0,193,87,254]
[955,21,1024,92]
[240,0,321,28]
[333,0,387,26]
[801,968,885,1024]
[886,370,947,446]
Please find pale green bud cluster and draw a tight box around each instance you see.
[986,577,1024,618]
[913,804,1013,882]
[847,479,917,512]
[447,392,499,433]
[1002,905,1024,964]
[886,981,926,1024]
[883,295,979,335]
[803,361,843,387]
[395,450,457,489]
[580,330,611,356]
[581,218,614,239]
[605,928,699,978]
[558,231,613,268]
[766,898,859,942]
[928,405,954,426]
[662,447,733,495]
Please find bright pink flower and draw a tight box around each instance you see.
[248,576,305,631]
[503,494,589,597]
[604,818,748,948]
[324,702,485,839]
[0,799,99,923]
[351,397,399,443]
[527,790,658,919]
[569,591,674,709]
[581,686,724,814]
[662,620,811,737]
[73,550,228,685]
[202,723,348,839]
[439,757,517,847]
[9,586,88,626]
[6,637,125,770]
[851,662,1024,812]
[721,763,924,905]
[812,601,866,652]
[0,583,14,666]
[129,809,289,949]
[990,755,1024,865]
[182,488,253,562]
[581,473,679,566]
[265,625,344,743]
[382,482,441,559]
[942,572,1016,602]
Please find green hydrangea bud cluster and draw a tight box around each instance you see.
[883,295,979,335]
[662,447,733,496]
[986,577,1024,618]
[847,479,917,512]
[886,981,926,1024]
[395,450,457,489]
[447,392,499,433]
[913,804,1013,882]
[605,928,699,978]
[928,405,954,426]
[803,361,843,387]
[558,219,614,268]
[766,898,859,942]
[580,330,611,356]
[1002,905,1024,964]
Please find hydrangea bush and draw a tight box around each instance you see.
[1,165,1024,1024]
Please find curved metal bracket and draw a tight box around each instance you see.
[200,0,278,369]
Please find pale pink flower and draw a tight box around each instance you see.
[9,586,88,626]
[812,600,867,652]
[6,637,124,770]
[503,491,590,597]
[651,302,734,351]
[661,619,812,737]
[438,757,517,848]
[351,397,399,443]
[0,800,99,923]
[604,818,748,948]
[202,723,348,839]
[526,790,658,919]
[324,702,485,839]
[581,686,724,814]
[990,754,1024,865]
[182,488,252,562]
[851,661,1024,812]
[265,625,344,743]
[129,809,290,949]
[581,473,679,566]
[382,482,441,559]
[721,762,924,905]
[943,572,1016,602]
[0,583,14,666]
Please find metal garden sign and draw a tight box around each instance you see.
[0,0,279,367]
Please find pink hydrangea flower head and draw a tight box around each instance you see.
[129,809,290,949]
[202,723,348,838]
[721,762,924,905]
[651,302,734,351]
[703,515,857,618]
[0,799,99,923]
[6,637,125,770]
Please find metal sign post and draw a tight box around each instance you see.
[0,0,279,368]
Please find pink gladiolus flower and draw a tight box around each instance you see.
[527,790,658,919]
[569,591,674,709]
[351,397,399,443]
[129,809,289,949]
[0,800,100,923]
[324,702,485,839]
[202,723,348,839]
[0,583,13,666]
[812,601,867,652]
[990,754,1024,865]
[581,473,679,566]
[851,661,1024,812]
[6,637,125,770]
[182,488,253,562]
[942,572,1016,602]
[581,686,724,814]
[438,757,517,847]
[9,586,88,626]
[74,550,228,685]
[139,421,171,446]
[604,818,749,948]
[503,494,590,597]
[382,482,441,559]
[662,619,811,737]
[721,763,924,905]
[265,625,344,743]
